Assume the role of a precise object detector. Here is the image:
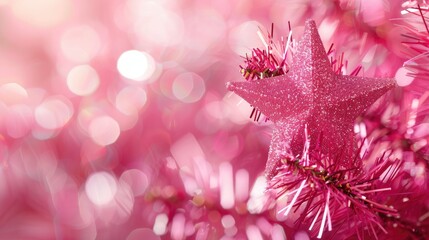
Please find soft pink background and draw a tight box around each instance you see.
[0,0,424,239]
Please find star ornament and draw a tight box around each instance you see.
[227,20,396,179]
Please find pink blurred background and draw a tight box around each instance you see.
[0,0,418,239]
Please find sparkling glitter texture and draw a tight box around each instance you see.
[227,20,396,179]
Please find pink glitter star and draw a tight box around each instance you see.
[227,20,396,179]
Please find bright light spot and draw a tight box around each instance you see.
[219,162,235,209]
[250,176,267,198]
[67,65,100,96]
[256,218,272,236]
[85,172,117,206]
[153,213,168,235]
[412,139,427,152]
[415,162,426,178]
[35,96,73,130]
[221,215,235,228]
[11,0,72,28]
[61,26,101,63]
[88,116,120,146]
[294,231,310,240]
[127,228,160,240]
[246,225,263,240]
[247,176,268,214]
[413,123,429,138]
[171,213,185,240]
[225,226,238,237]
[117,50,155,81]
[115,86,147,115]
[0,83,28,105]
[411,98,420,109]
[271,224,286,240]
[235,169,249,202]
[401,8,413,15]
[395,67,414,87]
[120,169,149,196]
[172,72,205,103]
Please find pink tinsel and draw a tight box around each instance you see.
[0,1,427,239]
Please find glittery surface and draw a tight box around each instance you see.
[227,20,396,179]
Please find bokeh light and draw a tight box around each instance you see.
[246,225,264,240]
[117,50,156,81]
[120,169,149,196]
[395,67,415,87]
[172,72,205,103]
[115,86,147,115]
[66,65,100,96]
[85,172,118,206]
[35,96,73,130]
[153,213,168,236]
[294,231,310,240]
[88,116,120,146]
[219,162,235,209]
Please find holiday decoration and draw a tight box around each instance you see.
[0,1,428,240]
[228,19,403,239]
[228,8,429,239]
[228,20,396,179]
